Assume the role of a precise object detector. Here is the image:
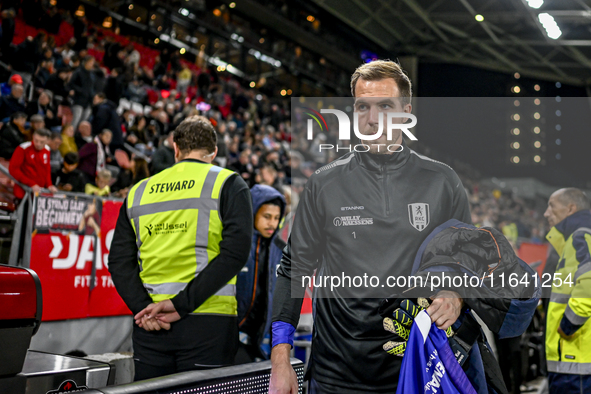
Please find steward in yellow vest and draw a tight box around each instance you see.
[109,116,253,380]
[543,188,591,394]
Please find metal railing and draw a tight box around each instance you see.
[78,358,305,394]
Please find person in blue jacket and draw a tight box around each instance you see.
[236,184,286,362]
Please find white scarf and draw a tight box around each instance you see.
[95,136,106,173]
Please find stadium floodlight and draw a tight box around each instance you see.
[526,0,543,9]
[538,13,562,39]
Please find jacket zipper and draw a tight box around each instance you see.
[558,338,562,362]
[239,237,261,328]
[382,164,389,215]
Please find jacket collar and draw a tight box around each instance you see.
[179,158,207,164]
[355,139,411,172]
[546,210,591,254]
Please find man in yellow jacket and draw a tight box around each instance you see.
[544,187,591,394]
[109,116,253,380]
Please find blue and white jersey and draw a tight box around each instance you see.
[396,311,477,394]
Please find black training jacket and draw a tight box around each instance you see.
[272,142,471,392]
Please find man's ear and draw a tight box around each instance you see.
[402,103,412,124]
[173,142,180,162]
[568,203,578,216]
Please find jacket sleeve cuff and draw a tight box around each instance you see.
[560,305,587,336]
[272,321,296,348]
[171,296,191,318]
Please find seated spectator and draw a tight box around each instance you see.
[34,58,53,89]
[0,84,25,121]
[85,169,111,197]
[78,129,113,184]
[0,74,23,97]
[0,112,28,160]
[75,121,92,150]
[48,133,63,174]
[9,128,58,199]
[27,114,45,141]
[151,131,174,174]
[59,124,77,156]
[112,157,149,199]
[259,162,282,192]
[26,90,60,130]
[91,93,124,149]
[126,76,147,104]
[59,41,76,66]
[128,116,148,144]
[53,152,86,193]
[229,148,255,187]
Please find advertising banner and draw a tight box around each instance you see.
[29,193,130,321]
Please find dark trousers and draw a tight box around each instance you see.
[496,335,523,394]
[132,314,238,381]
[548,373,591,394]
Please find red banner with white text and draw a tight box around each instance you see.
[29,194,131,321]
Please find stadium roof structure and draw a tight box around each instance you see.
[311,0,591,87]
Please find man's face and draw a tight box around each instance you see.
[79,122,91,137]
[544,191,574,228]
[12,84,24,100]
[261,167,276,185]
[354,78,411,154]
[39,93,50,106]
[254,203,281,238]
[32,120,45,131]
[14,117,27,128]
[32,134,48,151]
[84,58,95,70]
[239,152,250,165]
[49,137,62,151]
[100,131,112,145]
[267,152,279,163]
[63,162,78,173]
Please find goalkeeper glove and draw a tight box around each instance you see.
[382,297,453,357]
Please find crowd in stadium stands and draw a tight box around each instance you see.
[465,180,549,246]
[0,2,294,207]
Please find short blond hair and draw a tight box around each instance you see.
[97,169,112,180]
[350,60,412,104]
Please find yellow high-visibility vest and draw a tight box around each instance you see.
[127,161,237,315]
[546,221,591,374]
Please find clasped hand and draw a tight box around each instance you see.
[134,299,182,331]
